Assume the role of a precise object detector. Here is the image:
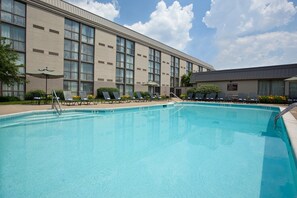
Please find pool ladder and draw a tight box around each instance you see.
[51,90,62,115]
[274,102,297,126]
[170,92,182,101]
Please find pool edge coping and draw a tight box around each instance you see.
[281,107,297,161]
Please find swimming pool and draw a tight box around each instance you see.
[0,103,296,198]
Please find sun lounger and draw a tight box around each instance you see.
[187,93,193,100]
[63,91,76,105]
[247,93,258,103]
[194,93,204,101]
[113,92,122,103]
[102,91,113,103]
[148,92,156,100]
[79,91,90,105]
[216,93,225,102]
[128,92,136,102]
[206,93,216,101]
[136,92,145,101]
[238,93,247,102]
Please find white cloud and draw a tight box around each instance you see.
[125,1,194,51]
[203,0,297,68]
[65,0,119,21]
[214,31,297,69]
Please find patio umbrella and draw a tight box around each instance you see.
[143,81,160,87]
[285,76,297,82]
[26,67,64,95]
[143,81,160,94]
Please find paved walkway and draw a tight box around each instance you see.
[0,100,172,115]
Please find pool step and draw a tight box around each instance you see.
[0,112,98,128]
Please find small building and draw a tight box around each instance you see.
[190,64,297,98]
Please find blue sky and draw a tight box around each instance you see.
[66,0,297,70]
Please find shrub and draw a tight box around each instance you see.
[25,90,46,100]
[187,88,197,95]
[180,94,187,100]
[258,95,287,104]
[0,96,20,102]
[140,91,150,98]
[197,84,220,94]
[55,90,65,100]
[96,87,119,99]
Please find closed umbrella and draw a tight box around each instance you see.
[27,67,64,95]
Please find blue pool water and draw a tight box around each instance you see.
[0,103,296,198]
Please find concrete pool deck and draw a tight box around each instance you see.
[1,101,297,160]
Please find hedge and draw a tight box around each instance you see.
[25,90,46,100]
[0,96,21,102]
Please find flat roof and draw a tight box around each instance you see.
[190,63,297,83]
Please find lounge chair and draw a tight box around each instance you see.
[238,93,247,103]
[113,92,122,103]
[102,91,113,103]
[136,92,145,101]
[216,92,225,102]
[248,93,258,103]
[288,97,297,104]
[206,93,217,101]
[194,93,204,101]
[155,93,162,100]
[128,91,136,102]
[63,91,76,105]
[148,92,156,100]
[187,93,193,100]
[79,91,90,105]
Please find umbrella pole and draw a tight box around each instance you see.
[45,75,48,96]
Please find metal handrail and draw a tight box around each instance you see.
[52,90,62,115]
[274,102,297,126]
[170,92,182,101]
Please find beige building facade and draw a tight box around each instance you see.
[190,64,297,99]
[0,0,213,99]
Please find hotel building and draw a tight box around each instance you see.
[0,0,213,99]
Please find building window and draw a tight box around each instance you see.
[63,81,78,95]
[64,60,78,80]
[289,82,297,98]
[64,19,79,40]
[258,80,284,96]
[80,63,93,81]
[82,24,94,44]
[64,19,94,95]
[0,0,26,99]
[81,82,93,94]
[0,0,26,27]
[2,82,25,99]
[227,83,238,91]
[186,61,193,74]
[116,36,135,95]
[64,40,79,60]
[1,23,25,51]
[81,43,94,63]
[170,56,180,87]
[148,48,161,94]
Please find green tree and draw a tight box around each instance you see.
[0,38,22,85]
[197,84,221,94]
[181,72,192,87]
